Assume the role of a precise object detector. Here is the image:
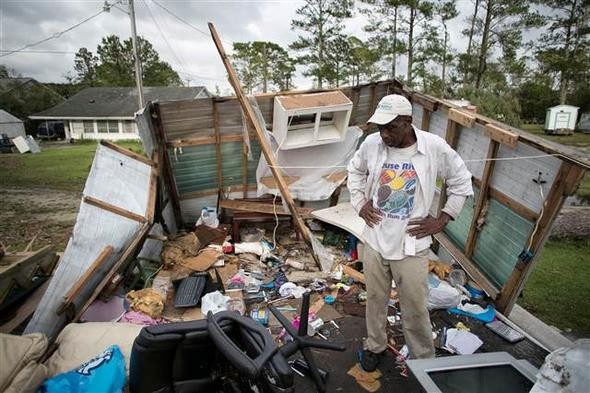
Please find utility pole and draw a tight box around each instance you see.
[128,0,144,109]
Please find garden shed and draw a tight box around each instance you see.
[544,104,579,134]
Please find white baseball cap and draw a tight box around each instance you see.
[367,94,413,125]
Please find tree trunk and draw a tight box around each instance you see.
[317,0,324,89]
[407,6,416,85]
[464,0,480,85]
[392,6,398,78]
[262,44,268,93]
[559,2,576,104]
[475,0,493,89]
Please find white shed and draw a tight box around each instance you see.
[545,105,579,134]
[0,109,26,138]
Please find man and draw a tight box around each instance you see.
[347,94,473,371]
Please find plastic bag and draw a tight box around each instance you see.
[39,345,125,393]
[427,273,461,310]
[201,290,230,315]
[195,207,219,228]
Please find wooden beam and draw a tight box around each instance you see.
[145,160,158,223]
[412,94,438,112]
[448,108,476,128]
[83,196,146,223]
[242,136,249,199]
[421,107,432,131]
[179,185,257,200]
[57,246,113,314]
[219,199,314,218]
[496,163,584,313]
[99,140,155,167]
[434,232,500,298]
[208,23,319,268]
[154,103,184,228]
[74,224,152,322]
[485,123,518,148]
[213,100,223,190]
[465,140,500,257]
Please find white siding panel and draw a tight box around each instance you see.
[429,109,448,139]
[455,123,489,180]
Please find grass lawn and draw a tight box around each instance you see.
[520,238,590,336]
[521,124,590,202]
[0,140,144,192]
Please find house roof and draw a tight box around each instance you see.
[0,109,23,124]
[31,86,209,119]
[548,104,579,110]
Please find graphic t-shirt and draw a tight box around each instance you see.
[364,143,425,260]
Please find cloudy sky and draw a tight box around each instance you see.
[0,0,478,93]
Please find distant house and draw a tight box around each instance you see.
[0,109,26,138]
[30,86,210,140]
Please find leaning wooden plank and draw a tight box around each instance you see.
[433,232,499,299]
[448,108,476,128]
[56,246,114,315]
[220,199,314,218]
[485,123,518,148]
[99,140,155,167]
[208,22,319,268]
[83,196,146,223]
[24,143,154,340]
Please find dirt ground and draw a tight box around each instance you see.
[0,187,80,252]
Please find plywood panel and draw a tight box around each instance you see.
[428,109,448,139]
[454,123,489,180]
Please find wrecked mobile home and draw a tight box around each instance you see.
[2,31,590,392]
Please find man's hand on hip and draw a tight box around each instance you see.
[407,213,452,239]
[359,201,383,228]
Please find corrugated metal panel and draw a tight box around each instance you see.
[472,198,534,287]
[445,191,477,248]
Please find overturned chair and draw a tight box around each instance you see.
[129,292,345,393]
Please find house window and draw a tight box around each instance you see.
[108,121,119,133]
[123,121,135,133]
[83,121,94,134]
[97,121,108,133]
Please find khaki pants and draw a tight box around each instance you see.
[361,243,435,359]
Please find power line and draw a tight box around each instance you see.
[0,50,78,54]
[142,0,188,76]
[0,1,122,58]
[150,0,232,46]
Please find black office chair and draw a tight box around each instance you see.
[129,292,345,393]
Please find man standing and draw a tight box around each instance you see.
[347,94,473,371]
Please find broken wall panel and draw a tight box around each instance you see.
[454,123,489,180]
[490,142,561,213]
[25,144,152,339]
[159,99,215,141]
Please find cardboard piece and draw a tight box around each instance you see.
[181,248,221,272]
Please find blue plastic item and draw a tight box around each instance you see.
[324,295,336,305]
[448,305,496,323]
[39,345,126,393]
[465,283,484,299]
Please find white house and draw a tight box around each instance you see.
[0,109,26,138]
[544,104,579,134]
[29,86,210,141]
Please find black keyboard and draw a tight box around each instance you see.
[175,273,208,308]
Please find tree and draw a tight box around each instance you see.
[470,0,543,89]
[73,48,98,86]
[232,41,296,93]
[325,35,351,87]
[399,0,435,86]
[458,0,480,85]
[517,77,559,123]
[361,0,405,79]
[73,35,182,87]
[290,0,354,88]
[435,1,458,93]
[534,0,590,104]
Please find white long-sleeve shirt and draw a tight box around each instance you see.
[347,126,473,258]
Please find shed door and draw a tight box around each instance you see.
[554,112,571,129]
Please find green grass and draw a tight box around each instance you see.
[521,124,590,202]
[520,238,590,336]
[0,140,144,191]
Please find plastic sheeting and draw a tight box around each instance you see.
[25,144,152,339]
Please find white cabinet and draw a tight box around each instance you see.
[272,91,352,150]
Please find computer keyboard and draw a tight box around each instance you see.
[175,273,208,308]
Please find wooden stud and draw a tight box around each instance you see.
[219,199,314,218]
[213,100,223,190]
[57,246,114,314]
[179,185,258,200]
[242,134,249,199]
[412,93,438,112]
[208,22,319,268]
[167,134,243,148]
[421,107,432,131]
[465,140,500,257]
[83,196,146,223]
[473,178,539,222]
[145,160,158,224]
[433,232,500,298]
[154,103,184,228]
[496,163,584,313]
[99,140,155,167]
[448,108,476,128]
[485,123,518,148]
